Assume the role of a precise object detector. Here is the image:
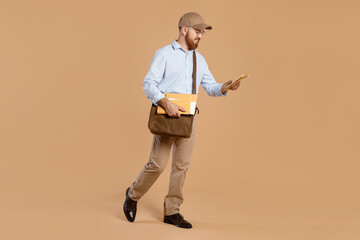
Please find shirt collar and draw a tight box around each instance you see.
[171,39,181,50]
[171,40,195,54]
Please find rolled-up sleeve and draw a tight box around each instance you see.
[143,50,167,105]
[200,60,227,97]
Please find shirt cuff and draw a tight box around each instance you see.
[152,92,166,105]
[218,83,227,96]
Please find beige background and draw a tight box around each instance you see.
[1,0,359,239]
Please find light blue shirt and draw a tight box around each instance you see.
[143,40,226,105]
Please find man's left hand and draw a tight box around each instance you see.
[221,80,241,94]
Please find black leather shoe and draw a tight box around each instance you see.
[123,187,137,222]
[164,213,192,229]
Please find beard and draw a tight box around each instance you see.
[185,33,200,50]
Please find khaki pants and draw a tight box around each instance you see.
[128,117,197,216]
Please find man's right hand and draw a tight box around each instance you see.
[158,97,186,117]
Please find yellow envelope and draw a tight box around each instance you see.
[157,93,198,115]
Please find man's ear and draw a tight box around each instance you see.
[181,26,188,36]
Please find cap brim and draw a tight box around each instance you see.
[192,23,212,30]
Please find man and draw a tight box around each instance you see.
[123,12,240,229]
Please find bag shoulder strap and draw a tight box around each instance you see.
[192,50,196,94]
[192,51,200,114]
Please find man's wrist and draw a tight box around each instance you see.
[158,97,169,109]
[221,83,227,94]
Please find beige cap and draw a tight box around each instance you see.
[178,12,212,31]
